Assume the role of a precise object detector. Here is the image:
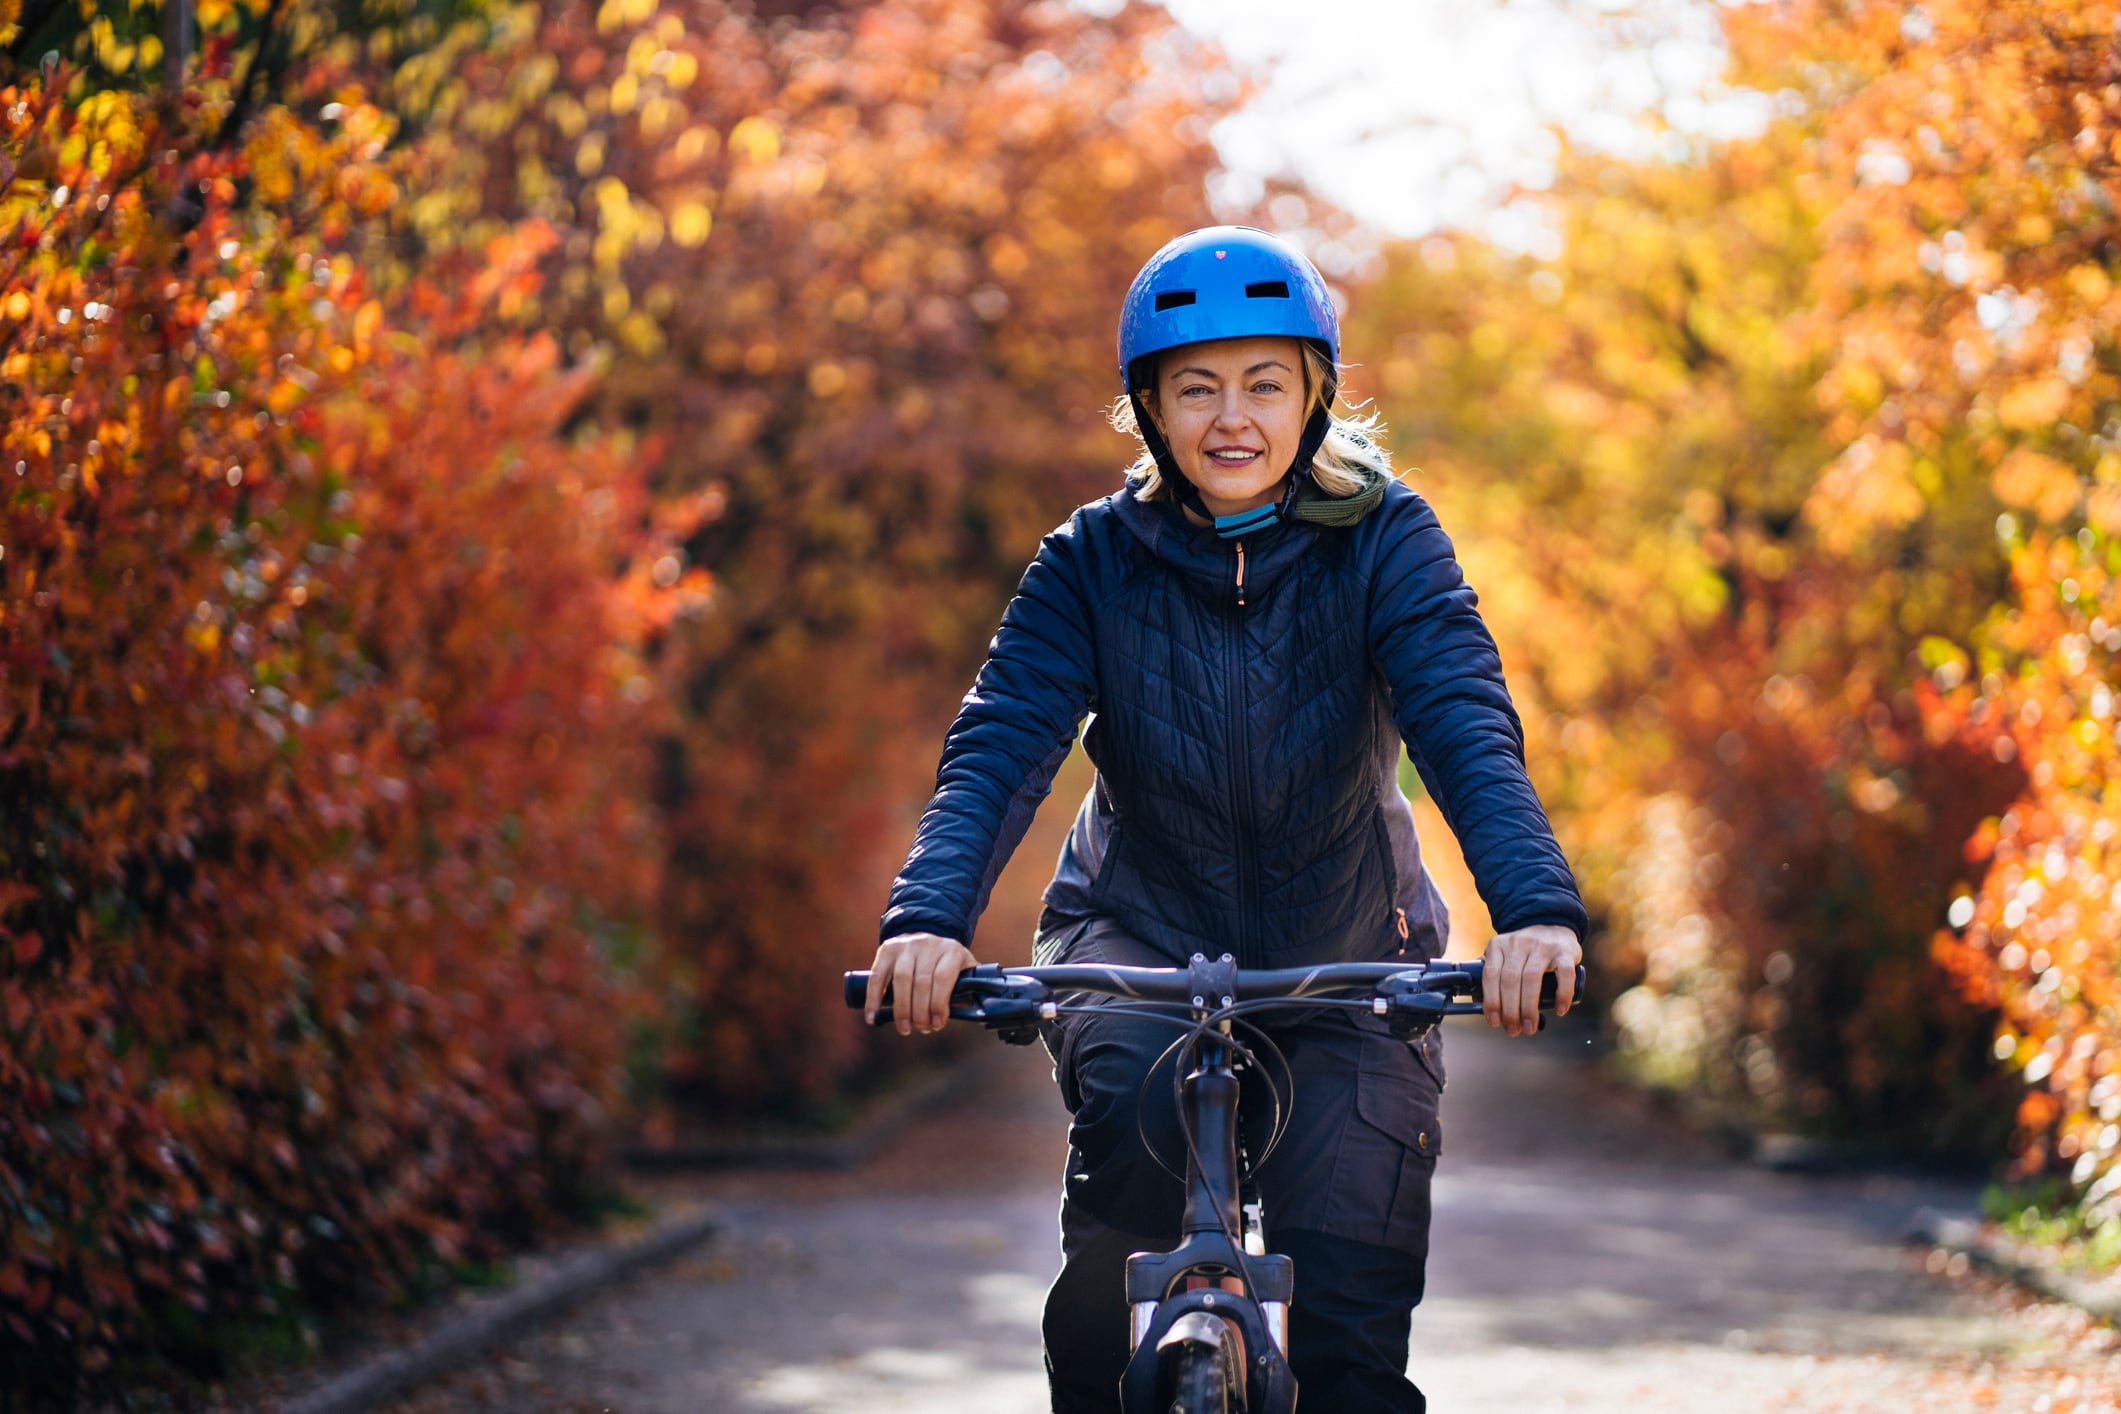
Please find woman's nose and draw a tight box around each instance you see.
[1213,389,1250,428]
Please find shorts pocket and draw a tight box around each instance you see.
[1355,1041,1442,1158]
[1333,1040,1441,1256]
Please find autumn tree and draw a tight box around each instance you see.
[1727,0,2121,1211]
[1349,78,2023,1151]
[367,0,1237,1109]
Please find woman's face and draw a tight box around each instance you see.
[1149,335,1307,521]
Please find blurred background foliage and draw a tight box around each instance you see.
[11,0,2121,1400]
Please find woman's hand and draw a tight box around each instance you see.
[864,932,978,1036]
[1481,924,1582,1037]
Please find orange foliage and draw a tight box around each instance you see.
[1352,131,2021,1148]
[1361,0,2121,1174]
[1736,0,2121,1195]
[0,0,1237,1392]
[1933,534,2121,1196]
[387,0,1234,1109]
[0,68,657,1395]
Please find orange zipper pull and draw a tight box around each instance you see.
[1235,540,1247,608]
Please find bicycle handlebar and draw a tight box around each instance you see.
[843,958,1584,1039]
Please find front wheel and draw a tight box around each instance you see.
[1165,1342,1229,1414]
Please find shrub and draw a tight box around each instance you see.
[0,70,658,1398]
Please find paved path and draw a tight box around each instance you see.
[394,1021,2121,1413]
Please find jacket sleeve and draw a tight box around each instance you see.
[1367,491,1589,940]
[879,519,1099,946]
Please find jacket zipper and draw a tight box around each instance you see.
[1228,538,1256,966]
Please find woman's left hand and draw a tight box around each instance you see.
[1481,925,1582,1036]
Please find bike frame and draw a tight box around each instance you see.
[1114,952,1297,1413]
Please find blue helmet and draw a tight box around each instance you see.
[1118,226,1339,394]
[1117,227,1340,537]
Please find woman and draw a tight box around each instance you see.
[865,226,1586,1413]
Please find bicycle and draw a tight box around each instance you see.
[843,950,1581,1413]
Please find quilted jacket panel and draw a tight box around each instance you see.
[879,478,1587,966]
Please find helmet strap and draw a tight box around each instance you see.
[1130,389,1336,542]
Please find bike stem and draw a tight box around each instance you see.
[1181,1031,1244,1239]
[1180,952,1245,1240]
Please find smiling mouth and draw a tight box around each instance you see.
[1207,448,1263,465]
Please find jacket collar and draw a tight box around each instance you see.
[1112,479,1314,598]
[1109,462,1391,595]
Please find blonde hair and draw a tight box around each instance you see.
[1112,341,1391,502]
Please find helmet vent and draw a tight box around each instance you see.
[1244,280,1290,299]
[1153,290,1197,312]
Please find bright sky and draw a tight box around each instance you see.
[1094,0,1773,255]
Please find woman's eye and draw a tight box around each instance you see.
[1251,382,1284,396]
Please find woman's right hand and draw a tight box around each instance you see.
[864,932,978,1036]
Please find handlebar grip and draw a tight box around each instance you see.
[842,971,986,1028]
[859,1004,987,1027]
[1536,967,1587,1009]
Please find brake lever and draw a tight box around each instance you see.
[1375,963,1587,1040]
[1372,974,1477,1041]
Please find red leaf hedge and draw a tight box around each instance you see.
[0,76,660,1397]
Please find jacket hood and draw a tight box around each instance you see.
[1290,460,1390,526]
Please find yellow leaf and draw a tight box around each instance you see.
[728,116,780,164]
[2070,264,2111,308]
[673,126,718,164]
[669,201,711,248]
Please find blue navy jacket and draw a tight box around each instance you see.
[879,477,1587,966]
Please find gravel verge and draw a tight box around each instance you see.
[271,1205,720,1414]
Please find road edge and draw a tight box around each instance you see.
[619,1055,986,1171]
[273,1204,721,1414]
[1913,1212,2121,1323]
